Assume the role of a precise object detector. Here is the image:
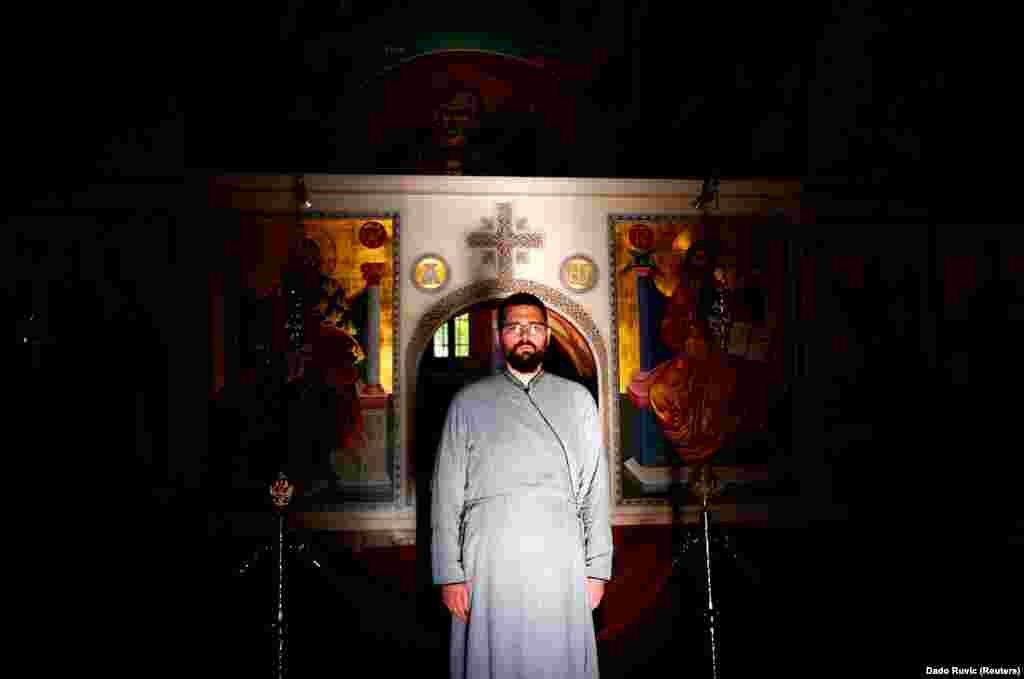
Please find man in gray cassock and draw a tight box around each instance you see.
[431,292,613,679]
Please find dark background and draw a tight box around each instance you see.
[7,0,1001,206]
[6,1,1019,676]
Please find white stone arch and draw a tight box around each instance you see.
[404,278,613,504]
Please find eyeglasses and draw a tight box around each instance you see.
[501,322,548,338]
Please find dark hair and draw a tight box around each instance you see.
[497,292,548,327]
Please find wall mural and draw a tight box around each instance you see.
[355,52,581,177]
[304,215,397,502]
[236,213,402,508]
[609,214,791,506]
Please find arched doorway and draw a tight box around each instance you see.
[415,300,598,492]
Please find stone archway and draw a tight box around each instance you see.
[404,278,612,498]
[405,278,613,615]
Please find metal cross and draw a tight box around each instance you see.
[466,203,544,285]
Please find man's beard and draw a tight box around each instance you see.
[505,342,545,372]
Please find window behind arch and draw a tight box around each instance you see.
[433,313,470,358]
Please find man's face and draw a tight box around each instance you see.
[500,304,550,373]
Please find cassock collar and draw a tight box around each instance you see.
[502,367,545,392]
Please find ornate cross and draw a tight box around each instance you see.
[466,203,544,285]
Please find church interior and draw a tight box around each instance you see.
[8,2,1021,677]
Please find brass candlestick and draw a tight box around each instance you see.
[234,473,322,679]
[672,462,728,679]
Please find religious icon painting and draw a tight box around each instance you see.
[608,213,791,507]
[412,253,450,293]
[299,212,400,505]
[232,211,401,508]
[559,253,598,294]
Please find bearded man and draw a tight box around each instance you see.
[431,292,613,679]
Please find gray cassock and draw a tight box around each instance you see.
[431,369,613,679]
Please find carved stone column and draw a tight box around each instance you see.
[624,224,664,466]
[359,262,387,400]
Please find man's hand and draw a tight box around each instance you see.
[585,578,606,610]
[441,582,471,623]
